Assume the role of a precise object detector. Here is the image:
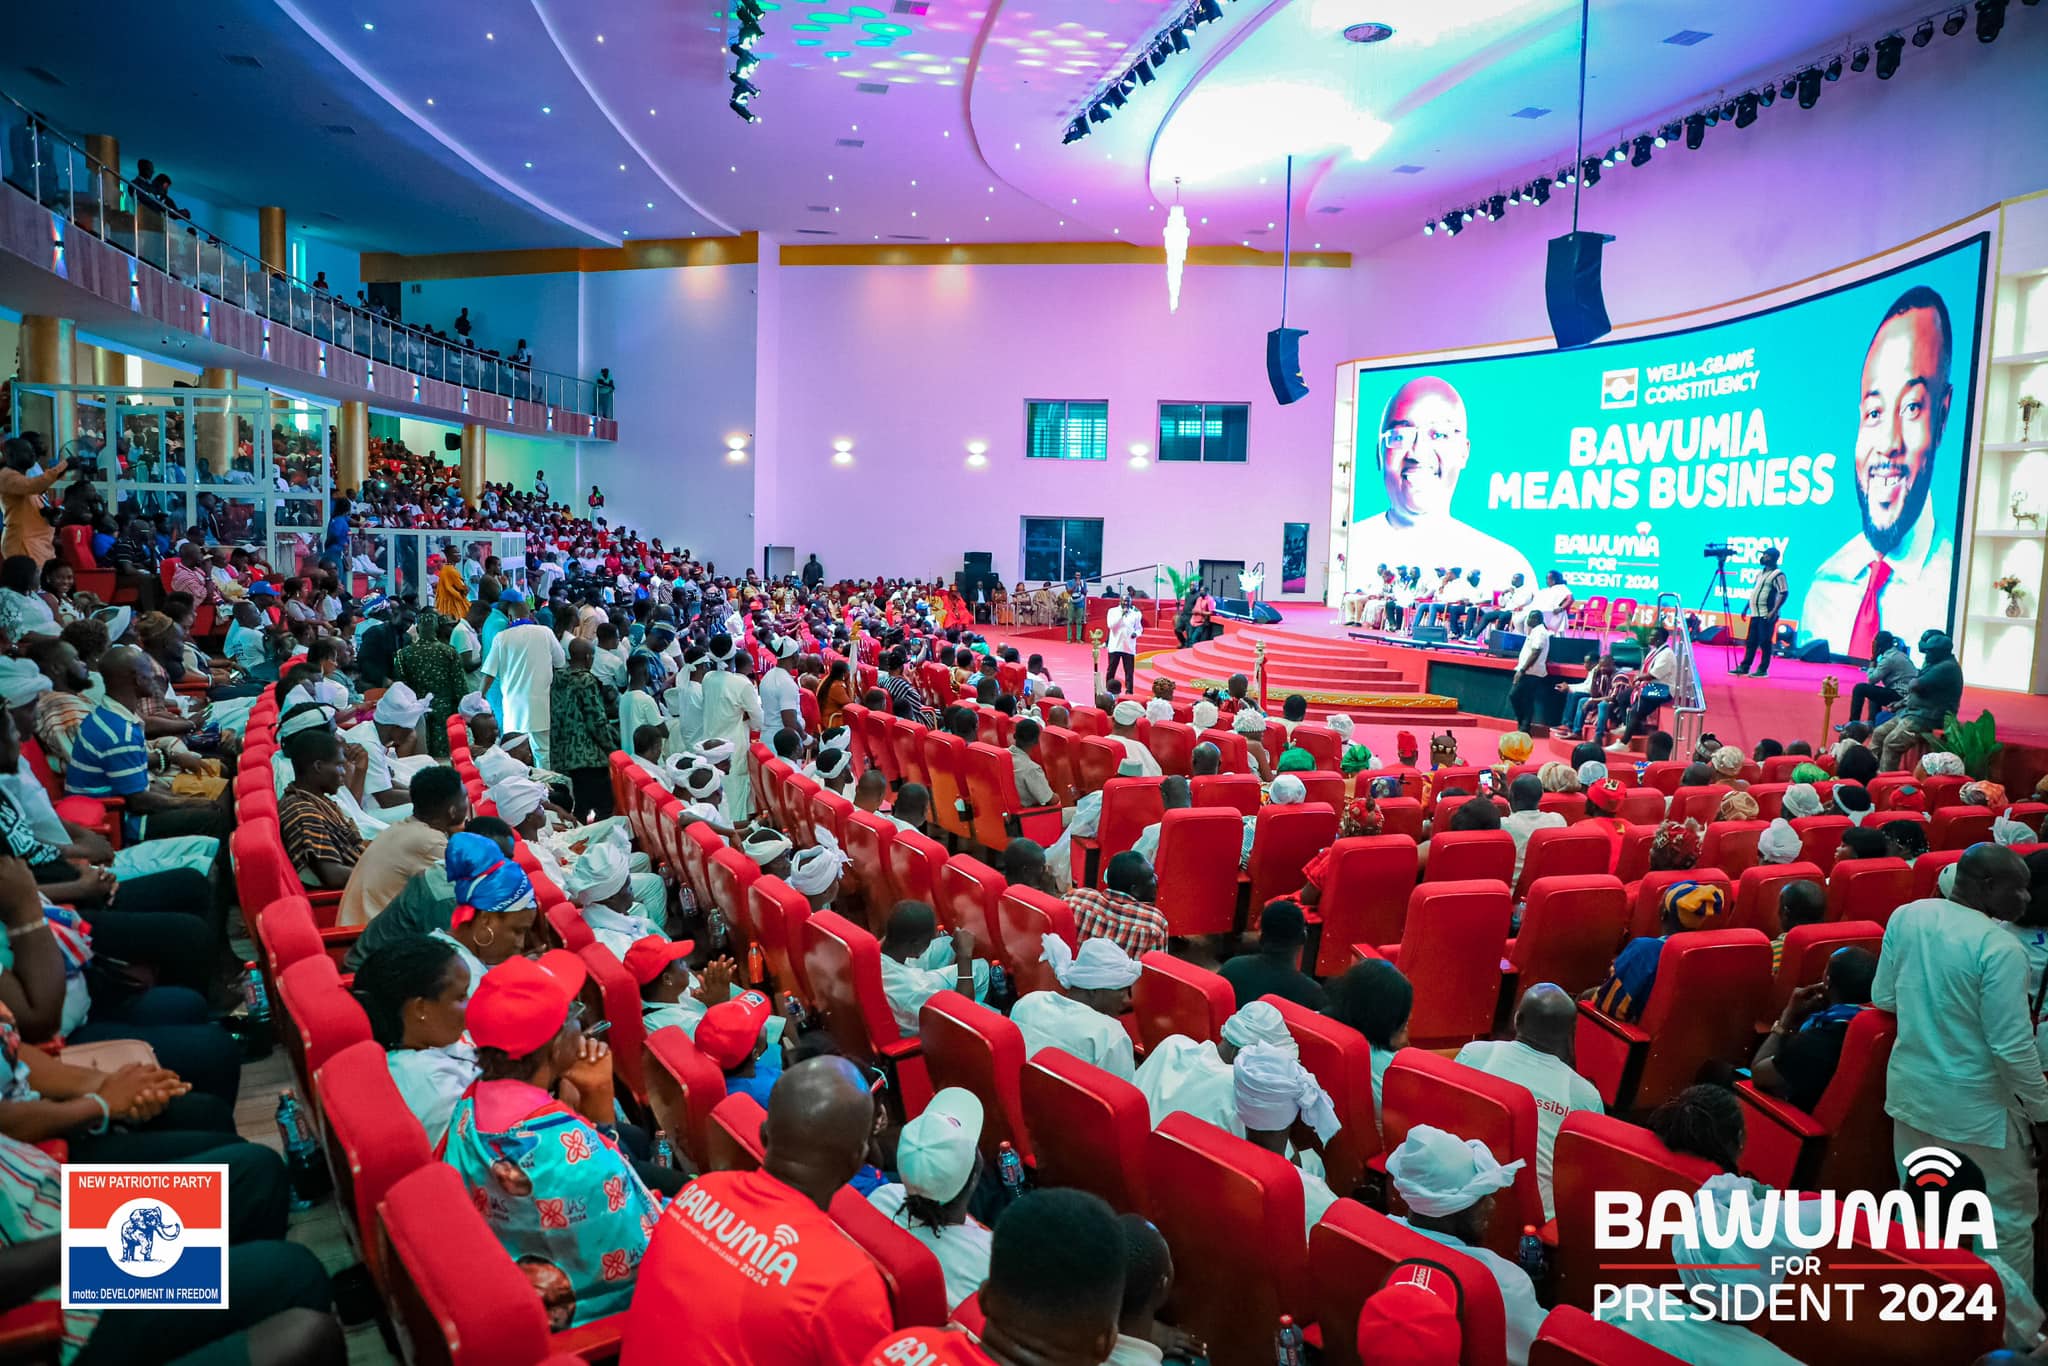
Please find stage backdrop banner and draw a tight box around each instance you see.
[1346,234,1987,652]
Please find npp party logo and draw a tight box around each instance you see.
[61,1166,229,1308]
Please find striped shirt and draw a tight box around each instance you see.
[280,786,366,879]
[64,699,151,799]
[31,691,96,771]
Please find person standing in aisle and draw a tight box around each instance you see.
[1105,591,1144,696]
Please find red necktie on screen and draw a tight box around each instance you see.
[1848,558,1893,658]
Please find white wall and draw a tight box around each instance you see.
[767,259,1347,592]
[396,271,584,371]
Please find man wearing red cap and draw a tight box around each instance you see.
[621,1056,892,1366]
[1356,1260,1465,1366]
[696,990,785,1108]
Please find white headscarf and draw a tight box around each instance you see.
[1232,1043,1341,1144]
[476,747,527,787]
[1576,759,1608,788]
[458,691,492,718]
[1994,810,2034,847]
[1144,698,1173,722]
[373,681,433,729]
[1781,783,1823,819]
[1041,934,1140,990]
[819,729,852,754]
[697,737,736,767]
[788,841,849,898]
[94,606,133,643]
[1920,752,1966,777]
[681,763,723,800]
[1112,701,1144,728]
[285,678,349,712]
[1756,818,1802,865]
[774,635,801,659]
[1191,700,1219,733]
[0,658,51,708]
[1386,1123,1525,1218]
[565,835,633,905]
[1269,775,1307,806]
[1232,708,1267,736]
[1328,714,1355,742]
[815,747,852,782]
[741,827,793,868]
[278,703,336,740]
[488,777,549,827]
[1220,1000,1295,1054]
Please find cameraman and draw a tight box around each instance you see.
[1731,546,1788,678]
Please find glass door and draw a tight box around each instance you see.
[1021,517,1103,584]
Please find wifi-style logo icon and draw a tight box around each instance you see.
[772,1223,801,1247]
[1903,1146,1962,1189]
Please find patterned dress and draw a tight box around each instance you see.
[394,619,466,758]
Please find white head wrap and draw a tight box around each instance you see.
[1040,934,1140,990]
[1191,700,1219,733]
[1756,818,1802,865]
[284,678,349,712]
[458,691,493,718]
[1994,810,2034,847]
[788,840,849,898]
[775,635,801,659]
[1938,861,1960,898]
[1112,700,1144,728]
[0,658,51,707]
[1781,783,1823,819]
[489,776,549,827]
[278,703,335,740]
[697,737,736,767]
[681,763,724,800]
[1220,1000,1296,1055]
[94,606,133,643]
[565,835,633,905]
[1576,759,1608,787]
[1386,1123,1526,1218]
[1269,775,1307,806]
[819,729,852,754]
[814,747,852,782]
[1232,1043,1342,1144]
[373,681,432,729]
[1328,714,1355,742]
[476,747,527,787]
[741,827,793,868]
[1920,752,1966,777]
[1233,708,1267,736]
[1144,698,1173,722]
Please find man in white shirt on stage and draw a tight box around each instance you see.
[1359,376,1535,592]
[1508,611,1555,732]
[1104,591,1144,695]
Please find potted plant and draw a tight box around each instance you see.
[1994,574,2028,617]
[1933,709,2002,780]
[2022,394,2042,441]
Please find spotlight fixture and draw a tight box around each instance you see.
[1528,176,1552,204]
[1704,107,1719,127]
[728,97,760,123]
[1942,6,1966,35]
[1781,75,1798,100]
[731,76,758,103]
[1422,221,1434,236]
[1825,54,1843,80]
[1170,27,1190,52]
[1733,90,1758,127]
[737,0,766,22]
[1657,121,1680,146]
[1194,0,1222,22]
[1443,213,1462,236]
[1797,66,1823,108]
[1977,0,2007,40]
[734,15,763,47]
[1088,102,1110,123]
[1875,31,1905,76]
[1911,18,1934,46]
[1630,135,1654,167]
[1487,193,1507,219]
[1134,58,1154,84]
[1063,116,1088,143]
[730,46,761,74]
[1850,45,1870,71]
[1684,112,1706,149]
[1758,84,1775,109]
[1579,157,1601,187]
[1721,99,1739,121]
[1105,85,1126,109]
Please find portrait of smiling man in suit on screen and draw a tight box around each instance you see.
[1362,375,1536,593]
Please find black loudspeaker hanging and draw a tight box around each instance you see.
[1266,155,1310,406]
[1546,231,1615,348]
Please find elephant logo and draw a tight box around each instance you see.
[117,1205,183,1265]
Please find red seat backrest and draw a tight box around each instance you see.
[1920,773,1967,808]
[1770,920,1884,1019]
[643,1024,727,1173]
[920,732,973,844]
[1612,822,1662,883]
[918,991,1032,1163]
[1800,1006,1897,1194]
[1666,785,1723,824]
[843,810,900,924]
[1144,1113,1309,1366]
[842,702,871,775]
[1312,836,1419,976]
[1730,861,1825,937]
[1267,997,1382,1195]
[1132,952,1235,1052]
[885,827,949,910]
[1512,874,1628,1001]
[1290,724,1342,770]
[1825,856,1914,926]
[1074,737,1123,794]
[862,710,899,785]
[749,875,818,1008]
[1388,880,1513,1049]
[957,742,1023,852]
[256,894,326,979]
[811,787,855,854]
[1155,808,1245,938]
[707,1092,768,1171]
[375,1165,556,1366]
[1248,803,1341,910]
[1198,728,1251,774]
[314,1040,434,1288]
[1913,846,1965,900]
[934,855,1005,963]
[994,887,1078,995]
[1759,755,1806,784]
[1294,771,1346,813]
[1035,726,1080,806]
[1627,869,1732,941]
[1697,820,1766,877]
[1930,804,1995,850]
[1531,1305,1688,1365]
[1550,1111,1723,1309]
[1424,829,1515,886]
[574,941,648,1103]
[277,954,372,1104]
[678,821,723,914]
[1425,767,1486,813]
[1379,1049,1543,1259]
[1019,1049,1150,1212]
[1615,789,1666,826]
[1791,814,1852,872]
[1309,1200,1509,1366]
[1585,929,1772,1110]
[1148,720,1197,776]
[1642,761,1687,795]
[1067,705,1110,738]
[1538,790,1589,824]
[1093,778,1166,880]
[826,1187,950,1329]
[1190,772,1260,816]
[545,902,596,952]
[1517,825,1616,899]
[801,909,908,1059]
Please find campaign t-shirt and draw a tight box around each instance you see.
[862,1326,997,1365]
[620,1169,892,1366]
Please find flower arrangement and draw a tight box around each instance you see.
[1995,574,2027,617]
[2021,394,2042,441]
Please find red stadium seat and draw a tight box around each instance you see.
[1516,825,1616,900]
[1035,726,1081,807]
[1198,728,1252,775]
[1532,1305,1688,1365]
[643,1025,727,1173]
[1538,790,1592,824]
[1425,767,1486,813]
[276,955,372,1113]
[1509,875,1629,1002]
[1615,789,1666,826]
[918,991,1032,1163]
[748,875,818,1010]
[994,886,1078,996]
[677,822,722,916]
[1074,736,1124,794]
[1824,857,1914,926]
[826,1186,950,1328]
[934,855,1006,964]
[810,787,854,854]
[1376,1049,1543,1260]
[921,731,974,844]
[1191,773,1260,816]
[885,827,949,911]
[574,942,648,1104]
[1759,755,1808,784]
[313,1040,433,1289]
[1575,929,1772,1112]
[1913,846,1965,900]
[255,894,334,980]
[1549,1112,1723,1309]
[1144,1113,1310,1366]
[801,911,927,1106]
[1290,723,1342,770]
[1920,773,1967,809]
[1749,782,1790,820]
[707,848,763,963]
[889,719,931,792]
[707,1092,768,1171]
[1640,762,1687,795]
[1154,808,1246,937]
[1368,880,1513,1050]
[1666,785,1723,824]
[1310,1201,1509,1366]
[1424,829,1515,886]
[1766,920,1885,1022]
[1076,777,1164,888]
[1266,997,1382,1195]
[1373,796,1425,842]
[1790,815,1852,873]
[1930,804,1995,850]
[843,810,901,929]
[1067,705,1110,738]
[1133,952,1235,1052]
[1612,823,1659,883]
[375,1165,566,1366]
[1148,720,1197,776]
[1295,771,1347,812]
[1019,1050,1150,1212]
[1697,820,1766,877]
[1247,803,1341,912]
[1736,1006,1895,1193]
[1309,836,1419,977]
[1625,869,1732,942]
[962,741,1062,852]
[1730,861,1825,937]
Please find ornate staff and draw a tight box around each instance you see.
[1255,639,1269,713]
[1819,674,1839,749]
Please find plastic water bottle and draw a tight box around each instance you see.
[242,962,272,1028]
[1275,1314,1305,1365]
[1518,1224,1548,1282]
[987,961,1009,1002]
[997,1140,1025,1194]
[707,903,730,951]
[1634,759,1649,785]
[654,1130,675,1169]
[785,993,805,1030]
[273,1091,330,1209]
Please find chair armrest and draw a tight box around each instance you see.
[1733,1079,1827,1188]
[1354,942,1389,964]
[1011,806,1063,846]
[1575,1002,1648,1110]
[547,1314,624,1360]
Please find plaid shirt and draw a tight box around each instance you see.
[1065,886,1170,959]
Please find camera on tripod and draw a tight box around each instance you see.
[1702,542,1734,562]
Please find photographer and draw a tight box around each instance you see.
[1732,546,1788,678]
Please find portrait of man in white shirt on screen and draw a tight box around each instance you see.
[1799,286,1957,659]
[1359,375,1536,592]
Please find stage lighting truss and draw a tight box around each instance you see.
[1059,0,1234,143]
[729,0,768,122]
[1419,0,2030,240]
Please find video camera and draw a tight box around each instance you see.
[1702,542,1734,561]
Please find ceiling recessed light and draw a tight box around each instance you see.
[646,201,654,208]
[911,210,917,217]
[649,108,657,115]
[729,166,737,172]
[362,21,375,31]
[910,179,917,186]
[596,33,604,42]
[619,163,626,170]
[623,229,630,236]
[827,173,834,181]
[524,161,534,169]
[485,31,494,40]
[425,97,435,105]
[541,105,552,114]
[1343,21,1394,42]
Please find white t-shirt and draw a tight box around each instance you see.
[1011,991,1136,1081]
[1516,624,1552,678]
[481,623,567,733]
[759,665,803,748]
[1451,1039,1603,1221]
[865,1185,993,1312]
[1532,583,1574,634]
[1502,809,1567,887]
[386,1041,480,1147]
[1106,608,1145,654]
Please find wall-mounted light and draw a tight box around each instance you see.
[833,439,855,466]
[1128,443,1151,469]
[726,434,749,462]
[966,440,988,468]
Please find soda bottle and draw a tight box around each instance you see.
[274,1091,331,1209]
[1518,1224,1548,1282]
[1275,1314,1305,1365]
[654,1130,675,1169]
[746,942,766,985]
[997,1140,1025,1194]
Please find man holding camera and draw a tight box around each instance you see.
[1732,546,1788,678]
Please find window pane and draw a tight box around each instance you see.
[1066,401,1107,460]
[1025,400,1108,460]
[1022,518,1065,581]
[1026,402,1067,461]
[1062,518,1103,582]
[1210,403,1249,462]
[1157,403,1205,462]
